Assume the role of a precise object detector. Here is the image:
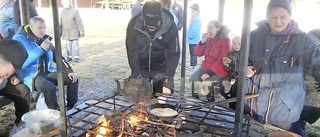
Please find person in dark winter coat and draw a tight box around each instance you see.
[245,0,320,136]
[171,0,183,31]
[60,0,85,62]
[0,40,30,124]
[292,28,320,136]
[12,16,79,110]
[13,0,38,32]
[125,0,179,95]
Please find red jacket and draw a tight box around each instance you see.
[194,36,231,77]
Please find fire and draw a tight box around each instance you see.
[96,115,110,137]
[128,116,140,128]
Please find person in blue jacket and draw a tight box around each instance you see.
[245,0,320,136]
[12,16,79,110]
[0,0,14,39]
[187,3,201,69]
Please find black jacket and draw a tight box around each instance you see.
[125,10,180,79]
[13,0,38,31]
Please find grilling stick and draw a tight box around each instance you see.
[183,93,259,111]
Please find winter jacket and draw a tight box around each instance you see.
[245,20,320,125]
[60,7,84,40]
[225,50,240,78]
[12,25,73,90]
[125,9,180,87]
[13,0,38,31]
[194,36,231,78]
[187,15,201,44]
[0,1,14,39]
[171,2,183,30]
[131,0,143,19]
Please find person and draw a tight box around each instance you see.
[13,0,38,32]
[159,0,178,26]
[187,4,201,69]
[244,0,320,136]
[221,35,241,109]
[60,0,85,62]
[131,0,144,19]
[293,29,320,137]
[189,20,231,102]
[125,0,179,95]
[12,16,79,110]
[0,39,30,124]
[171,0,183,31]
[0,0,14,39]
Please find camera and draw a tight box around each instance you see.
[43,35,53,41]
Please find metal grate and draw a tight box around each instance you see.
[66,94,250,137]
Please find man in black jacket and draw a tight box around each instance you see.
[0,40,30,124]
[13,0,38,32]
[126,0,180,95]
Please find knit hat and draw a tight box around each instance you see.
[190,4,200,11]
[267,0,292,15]
[143,0,162,30]
[0,40,28,81]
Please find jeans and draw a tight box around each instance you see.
[66,39,79,59]
[34,72,78,109]
[189,44,197,66]
[189,67,221,95]
[0,82,30,123]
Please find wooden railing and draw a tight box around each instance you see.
[92,0,133,10]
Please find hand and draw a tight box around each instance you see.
[80,32,85,38]
[68,72,78,83]
[162,87,171,95]
[200,33,210,43]
[10,76,19,85]
[200,73,210,81]
[222,57,231,67]
[247,66,256,78]
[40,39,51,51]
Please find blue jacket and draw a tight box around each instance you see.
[0,1,14,38]
[187,16,201,44]
[12,25,72,90]
[245,20,320,125]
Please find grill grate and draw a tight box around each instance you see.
[66,94,250,137]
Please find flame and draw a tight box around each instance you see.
[128,115,140,128]
[96,115,110,137]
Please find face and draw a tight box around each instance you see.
[0,63,15,84]
[232,37,241,51]
[267,7,291,34]
[30,21,46,38]
[207,23,219,38]
[61,0,71,8]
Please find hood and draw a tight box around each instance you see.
[134,9,174,40]
[255,19,300,35]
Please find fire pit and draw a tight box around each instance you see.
[66,94,252,137]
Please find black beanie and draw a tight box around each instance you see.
[142,0,162,30]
